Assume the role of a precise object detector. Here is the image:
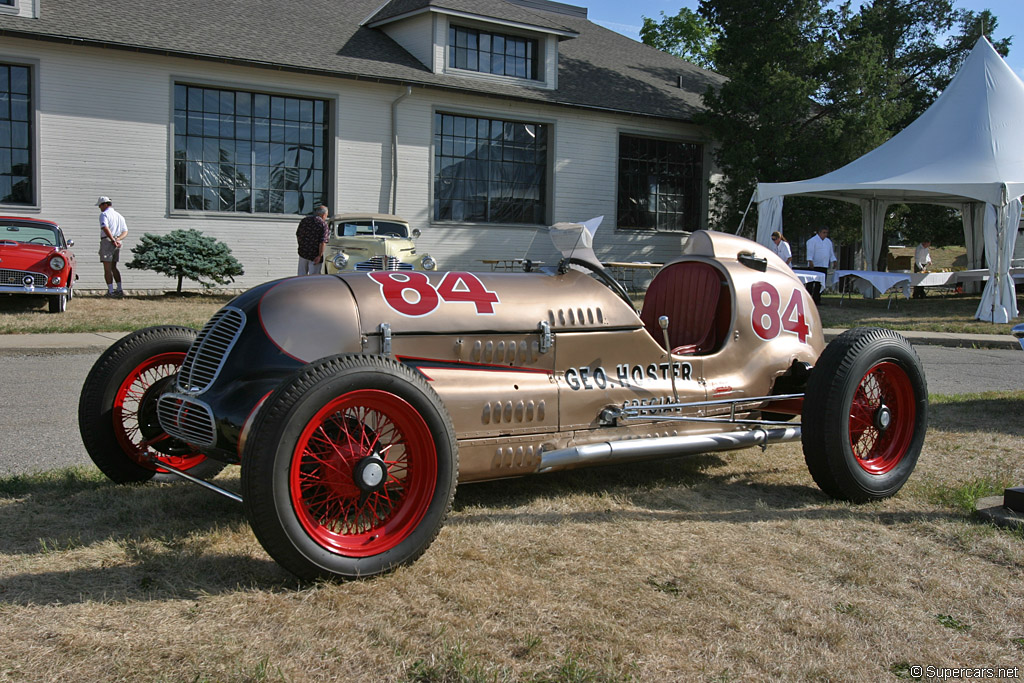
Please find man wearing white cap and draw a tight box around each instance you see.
[96,196,128,297]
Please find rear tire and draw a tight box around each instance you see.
[801,328,927,502]
[78,326,225,484]
[241,354,458,580]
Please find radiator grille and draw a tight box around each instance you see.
[178,307,245,394]
[0,269,46,286]
[156,394,217,447]
[355,257,413,272]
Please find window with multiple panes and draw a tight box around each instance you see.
[173,84,329,213]
[617,134,703,232]
[434,112,547,224]
[449,26,539,80]
[0,63,32,205]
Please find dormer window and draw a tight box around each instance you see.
[449,26,539,80]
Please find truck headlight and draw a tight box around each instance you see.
[422,255,436,271]
[49,256,65,271]
[332,252,350,269]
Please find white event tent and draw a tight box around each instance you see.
[755,37,1023,322]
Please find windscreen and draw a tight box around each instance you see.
[1,224,58,246]
[335,221,409,239]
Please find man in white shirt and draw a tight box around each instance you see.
[805,227,837,304]
[913,240,931,299]
[96,195,128,297]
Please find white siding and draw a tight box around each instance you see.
[0,36,720,291]
[381,13,436,70]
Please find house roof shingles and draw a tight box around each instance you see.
[366,0,578,35]
[0,0,724,122]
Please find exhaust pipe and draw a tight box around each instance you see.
[537,426,801,473]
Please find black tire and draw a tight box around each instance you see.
[801,327,927,502]
[48,292,67,313]
[78,325,226,484]
[241,354,458,580]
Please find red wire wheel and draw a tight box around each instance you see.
[112,351,207,472]
[80,325,225,484]
[847,361,916,475]
[802,328,927,502]
[241,354,458,580]
[290,389,437,557]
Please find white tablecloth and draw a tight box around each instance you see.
[909,271,957,287]
[831,270,911,299]
[793,269,825,285]
[954,268,1024,283]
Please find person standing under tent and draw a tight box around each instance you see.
[805,227,837,305]
[913,239,932,299]
[770,231,792,266]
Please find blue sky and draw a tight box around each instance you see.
[583,0,1024,79]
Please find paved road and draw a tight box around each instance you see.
[0,345,1021,477]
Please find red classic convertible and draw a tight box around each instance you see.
[0,216,77,313]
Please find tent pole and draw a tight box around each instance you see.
[735,188,757,235]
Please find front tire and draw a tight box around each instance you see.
[801,328,927,502]
[48,292,67,313]
[78,326,225,484]
[241,355,458,580]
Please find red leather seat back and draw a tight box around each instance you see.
[640,261,724,354]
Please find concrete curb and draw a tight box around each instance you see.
[0,331,129,354]
[823,328,1020,350]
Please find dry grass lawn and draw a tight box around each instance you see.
[0,293,235,334]
[816,293,1024,336]
[1,393,1022,682]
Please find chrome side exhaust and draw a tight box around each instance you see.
[537,426,801,473]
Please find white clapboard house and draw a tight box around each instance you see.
[0,0,724,290]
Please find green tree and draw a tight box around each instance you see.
[127,229,244,293]
[846,1,1010,132]
[640,8,719,70]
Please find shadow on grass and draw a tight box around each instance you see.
[929,393,1024,436]
[0,467,302,604]
[451,454,956,529]
[0,451,959,605]
[0,294,48,313]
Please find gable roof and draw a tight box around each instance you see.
[0,0,724,122]
[365,0,579,36]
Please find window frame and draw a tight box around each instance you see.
[431,109,552,227]
[615,132,706,233]
[0,1,18,15]
[0,58,39,210]
[447,24,540,81]
[168,79,334,218]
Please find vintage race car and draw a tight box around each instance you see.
[324,213,436,274]
[78,226,928,580]
[0,216,77,313]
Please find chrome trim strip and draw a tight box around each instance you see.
[0,284,70,295]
